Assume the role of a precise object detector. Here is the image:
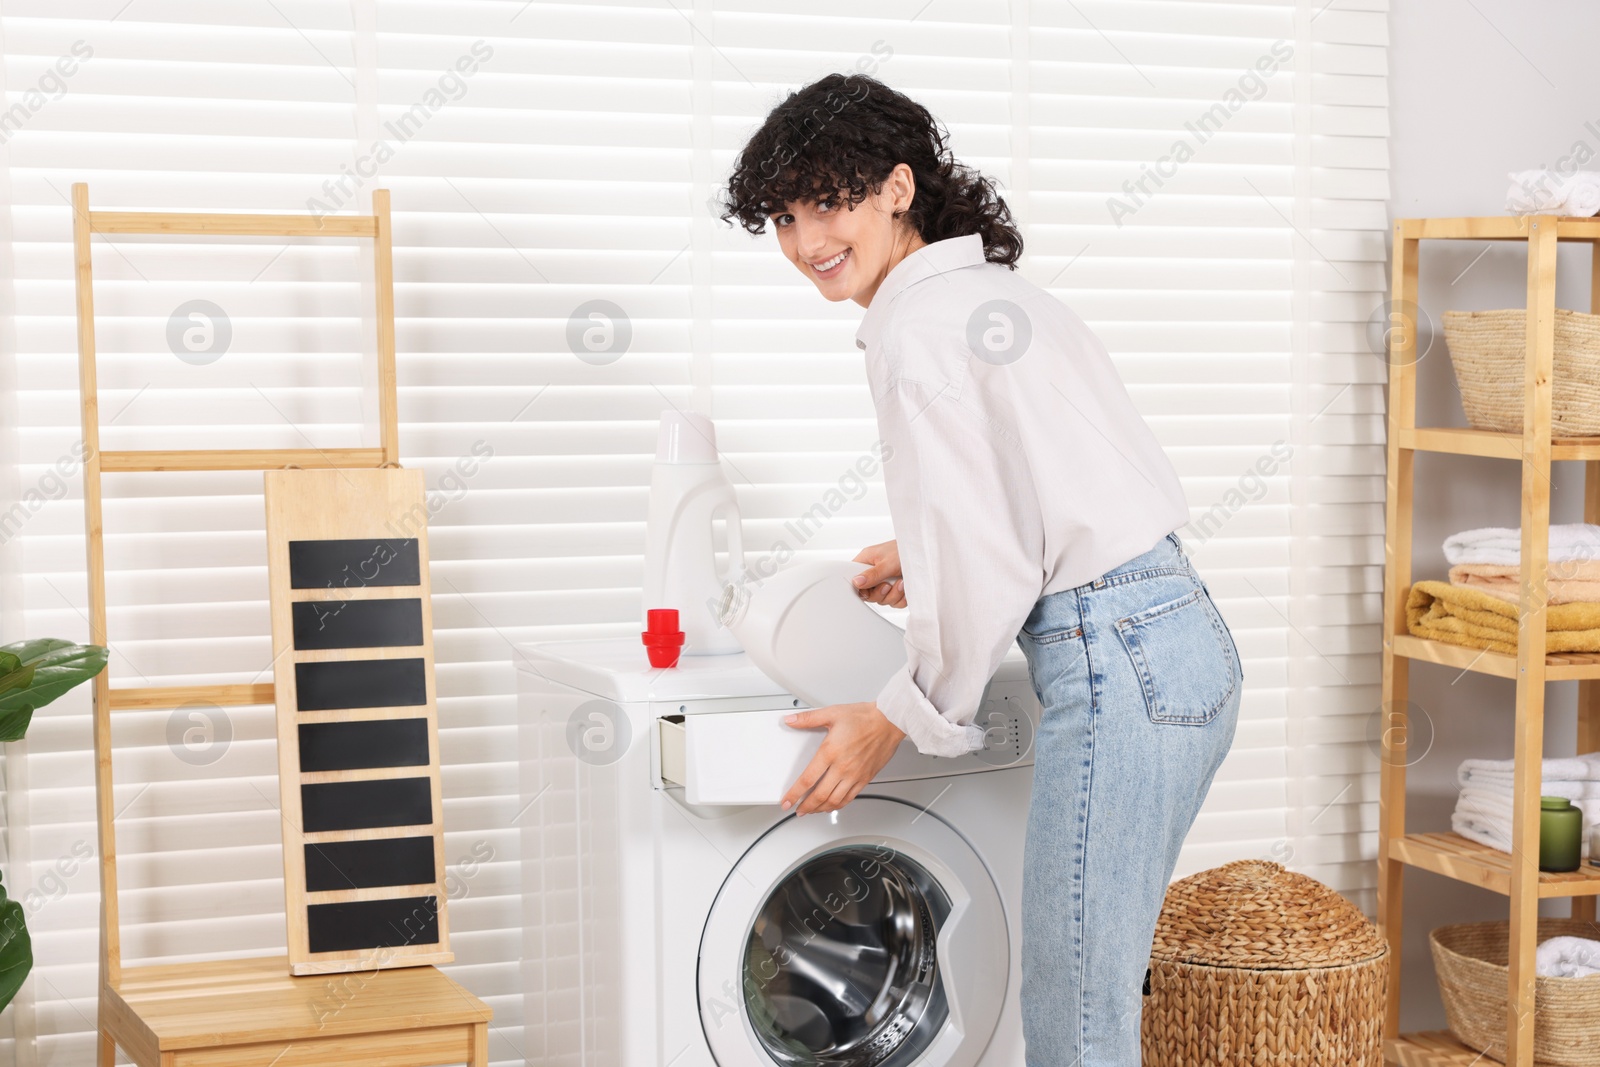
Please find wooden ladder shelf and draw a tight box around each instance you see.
[71,184,491,1067]
[1380,215,1600,1066]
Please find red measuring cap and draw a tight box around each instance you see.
[642,608,685,668]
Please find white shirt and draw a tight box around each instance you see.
[859,234,1190,757]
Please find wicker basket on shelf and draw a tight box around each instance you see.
[1432,918,1600,1066]
[1442,307,1600,436]
[1141,859,1388,1067]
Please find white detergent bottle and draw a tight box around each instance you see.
[642,410,745,655]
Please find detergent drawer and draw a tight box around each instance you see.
[657,708,821,806]
[656,672,1041,806]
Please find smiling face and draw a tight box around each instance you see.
[768,163,926,309]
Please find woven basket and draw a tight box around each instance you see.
[1141,860,1388,1067]
[1432,918,1600,1066]
[1442,308,1600,436]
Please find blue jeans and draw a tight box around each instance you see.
[1016,531,1241,1066]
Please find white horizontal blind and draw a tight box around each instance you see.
[1023,0,1308,877]
[1025,0,1384,894]
[0,2,1388,1065]
[1284,0,1390,913]
[0,4,530,1064]
[1,7,377,1065]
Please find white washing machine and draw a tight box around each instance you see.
[516,638,1040,1067]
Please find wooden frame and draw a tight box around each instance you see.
[72,184,489,1066]
[1378,215,1600,1066]
[263,468,452,975]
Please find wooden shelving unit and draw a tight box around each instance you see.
[1380,214,1600,1067]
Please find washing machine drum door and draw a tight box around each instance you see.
[698,798,1008,1067]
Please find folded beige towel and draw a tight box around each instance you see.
[1449,560,1600,606]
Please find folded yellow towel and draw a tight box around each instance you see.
[1407,580,1600,654]
[1449,560,1600,606]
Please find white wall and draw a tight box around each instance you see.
[1388,0,1600,1032]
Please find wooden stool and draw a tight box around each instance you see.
[99,956,489,1067]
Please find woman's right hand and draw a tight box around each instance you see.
[852,539,906,608]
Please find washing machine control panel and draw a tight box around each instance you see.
[972,690,1035,767]
[861,664,1043,778]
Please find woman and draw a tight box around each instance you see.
[720,73,1242,1066]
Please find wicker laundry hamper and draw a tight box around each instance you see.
[1141,860,1389,1067]
[1442,307,1600,436]
[1431,918,1600,1066]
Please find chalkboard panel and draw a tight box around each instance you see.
[305,837,436,892]
[301,778,432,832]
[292,598,424,650]
[289,538,420,589]
[267,469,451,973]
[295,658,426,711]
[300,719,429,772]
[306,896,440,954]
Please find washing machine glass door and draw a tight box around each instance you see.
[746,845,947,1066]
[699,798,1007,1067]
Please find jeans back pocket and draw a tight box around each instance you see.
[1114,586,1239,725]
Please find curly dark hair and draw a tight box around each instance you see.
[719,73,1023,269]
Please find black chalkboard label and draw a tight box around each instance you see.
[301,778,432,832]
[306,896,440,954]
[300,719,429,772]
[305,837,436,892]
[292,598,424,650]
[295,659,426,711]
[289,538,420,589]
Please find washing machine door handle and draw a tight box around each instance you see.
[933,884,1009,1045]
[935,899,976,1037]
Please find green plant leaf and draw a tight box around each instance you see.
[0,641,107,739]
[0,643,106,710]
[0,649,28,702]
[0,707,32,745]
[0,873,32,1014]
[0,640,98,1007]
[0,665,32,698]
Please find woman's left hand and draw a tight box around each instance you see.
[780,702,907,814]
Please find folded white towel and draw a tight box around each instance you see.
[1452,790,1596,861]
[1458,751,1600,788]
[1448,806,1595,851]
[1444,525,1600,567]
[1457,787,1600,825]
[1457,778,1600,802]
[1506,170,1600,217]
[1537,935,1600,978]
[1451,810,1500,847]
[1452,808,1516,852]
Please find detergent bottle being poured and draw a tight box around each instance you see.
[642,410,745,655]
